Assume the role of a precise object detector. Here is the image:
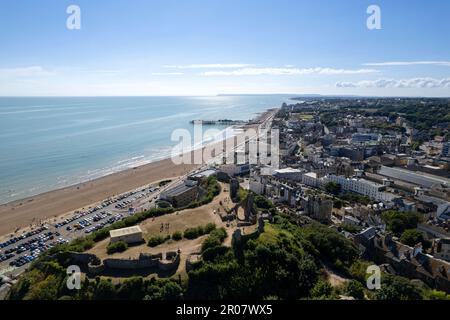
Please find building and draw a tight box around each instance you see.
[189,168,217,182]
[325,174,396,202]
[339,146,365,161]
[351,133,381,144]
[343,215,361,226]
[434,238,450,262]
[356,233,450,292]
[159,179,199,208]
[274,167,303,181]
[249,175,265,195]
[416,194,450,220]
[275,183,297,207]
[443,142,450,157]
[110,226,143,244]
[378,166,450,189]
[302,172,321,188]
[219,163,250,177]
[300,196,332,223]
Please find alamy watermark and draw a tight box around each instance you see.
[66,265,81,290]
[170,123,280,168]
[367,5,382,30]
[366,265,381,290]
[66,5,81,30]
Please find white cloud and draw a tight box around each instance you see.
[336,77,450,88]
[202,67,379,76]
[164,64,252,69]
[151,72,184,76]
[364,61,450,67]
[0,66,54,77]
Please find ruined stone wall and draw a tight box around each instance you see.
[67,252,98,265]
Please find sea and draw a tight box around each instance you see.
[0,95,293,204]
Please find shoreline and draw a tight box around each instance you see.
[0,157,199,236]
[0,108,277,237]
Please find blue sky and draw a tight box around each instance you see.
[0,0,450,96]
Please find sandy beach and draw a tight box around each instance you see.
[0,158,199,236]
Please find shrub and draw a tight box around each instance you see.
[254,195,273,209]
[310,279,336,299]
[159,180,172,187]
[349,260,372,283]
[341,223,362,234]
[183,227,200,240]
[201,236,222,252]
[204,223,216,233]
[202,246,230,261]
[343,280,365,300]
[201,228,227,252]
[184,225,205,239]
[107,241,128,254]
[183,223,218,240]
[147,236,167,247]
[172,231,183,241]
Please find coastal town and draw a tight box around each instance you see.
[1,97,450,300]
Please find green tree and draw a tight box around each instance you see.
[24,275,60,300]
[424,289,450,300]
[375,274,423,300]
[93,279,117,300]
[381,211,421,236]
[201,228,228,252]
[343,280,365,300]
[325,182,342,196]
[400,229,425,247]
[301,223,359,268]
[254,195,273,209]
[349,260,372,283]
[160,281,183,300]
[117,277,145,300]
[310,279,336,299]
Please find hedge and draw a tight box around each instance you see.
[107,241,128,254]
[148,235,170,247]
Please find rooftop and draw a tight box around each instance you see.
[275,167,302,174]
[304,172,318,178]
[110,226,142,238]
[162,180,198,197]
[190,169,217,179]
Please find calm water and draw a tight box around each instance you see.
[0,95,291,204]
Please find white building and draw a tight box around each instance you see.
[325,175,396,202]
[302,172,321,188]
[110,226,143,244]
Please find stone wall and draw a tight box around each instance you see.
[67,251,180,275]
[67,252,99,265]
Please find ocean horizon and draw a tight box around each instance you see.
[0,95,292,204]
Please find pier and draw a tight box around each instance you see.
[190,119,248,125]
